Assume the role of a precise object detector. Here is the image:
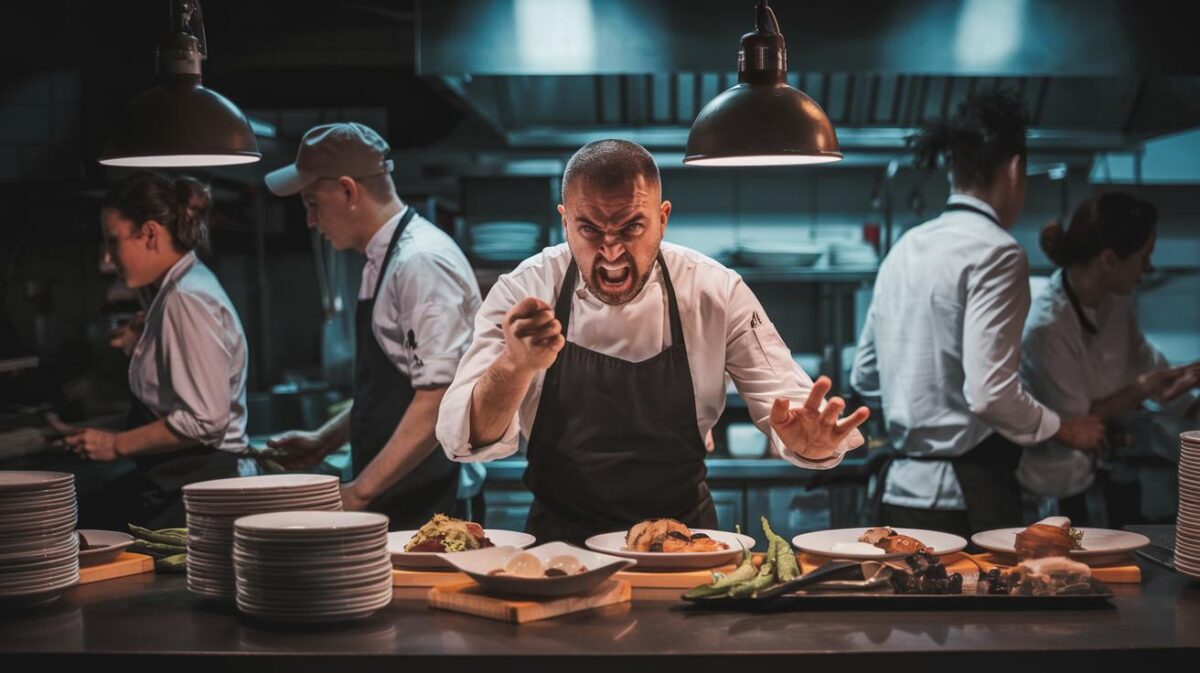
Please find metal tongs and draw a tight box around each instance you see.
[751,560,894,600]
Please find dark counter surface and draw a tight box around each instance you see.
[2,559,1198,671]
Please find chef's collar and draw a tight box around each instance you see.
[364,206,408,264]
[946,193,1001,224]
[147,251,198,312]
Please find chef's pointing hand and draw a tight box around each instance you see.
[769,376,869,463]
[502,297,564,372]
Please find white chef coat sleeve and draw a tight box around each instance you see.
[158,291,235,446]
[961,245,1061,443]
[378,251,476,389]
[436,275,524,462]
[722,275,863,469]
[850,299,881,399]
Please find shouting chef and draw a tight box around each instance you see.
[436,139,869,544]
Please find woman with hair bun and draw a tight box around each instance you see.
[1019,192,1199,524]
[66,170,250,527]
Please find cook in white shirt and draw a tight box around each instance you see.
[437,139,868,544]
[850,90,1106,538]
[1020,192,1200,523]
[67,172,249,528]
[265,123,481,529]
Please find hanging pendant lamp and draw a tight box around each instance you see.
[684,0,841,167]
[99,0,260,167]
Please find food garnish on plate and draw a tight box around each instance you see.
[858,527,929,555]
[1014,516,1084,560]
[404,514,494,553]
[626,518,729,553]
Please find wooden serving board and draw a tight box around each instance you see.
[428,579,631,623]
[615,563,738,589]
[392,567,470,587]
[78,552,155,585]
[969,552,1142,583]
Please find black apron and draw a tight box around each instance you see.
[871,202,1026,533]
[125,395,239,528]
[350,208,460,530]
[522,253,717,545]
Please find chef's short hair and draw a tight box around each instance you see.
[561,139,660,201]
[356,172,397,203]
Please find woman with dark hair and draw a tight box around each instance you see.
[1019,192,1199,524]
[65,171,250,527]
[851,89,1106,538]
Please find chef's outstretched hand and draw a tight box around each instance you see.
[769,376,869,462]
[502,297,564,372]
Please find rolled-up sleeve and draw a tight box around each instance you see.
[159,292,235,446]
[962,246,1061,443]
[377,251,479,389]
[722,276,863,469]
[436,276,526,462]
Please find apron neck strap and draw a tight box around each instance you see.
[556,252,685,347]
[370,207,417,299]
[1061,268,1099,335]
[944,202,1001,227]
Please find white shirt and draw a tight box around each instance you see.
[851,195,1061,510]
[1018,269,1197,498]
[359,208,482,389]
[436,241,863,469]
[129,252,249,453]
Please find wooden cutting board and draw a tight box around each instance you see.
[969,552,1142,583]
[428,579,631,623]
[615,563,737,589]
[78,552,155,585]
[392,567,470,587]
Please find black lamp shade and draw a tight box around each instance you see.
[684,1,841,167]
[684,82,841,166]
[99,75,261,167]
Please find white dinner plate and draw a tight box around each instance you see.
[793,528,968,560]
[182,474,339,495]
[971,527,1150,565]
[585,529,754,570]
[387,529,536,569]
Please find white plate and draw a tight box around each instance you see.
[585,529,754,570]
[971,527,1151,564]
[440,541,634,599]
[232,548,388,569]
[0,571,79,596]
[793,528,968,559]
[183,474,339,495]
[0,493,76,511]
[0,472,74,494]
[234,511,388,534]
[387,529,536,569]
[184,497,343,516]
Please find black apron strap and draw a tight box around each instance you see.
[1060,269,1099,335]
[944,201,1002,227]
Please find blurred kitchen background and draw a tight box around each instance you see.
[2,0,1198,536]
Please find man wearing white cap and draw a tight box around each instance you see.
[264,123,482,529]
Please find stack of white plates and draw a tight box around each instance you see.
[233,511,392,623]
[735,243,825,268]
[827,241,879,267]
[0,471,79,604]
[1177,431,1200,577]
[470,221,541,262]
[183,474,342,600]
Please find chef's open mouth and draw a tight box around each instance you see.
[596,265,632,287]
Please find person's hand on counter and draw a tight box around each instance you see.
[1054,415,1108,454]
[770,376,870,463]
[64,428,121,461]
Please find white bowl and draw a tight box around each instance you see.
[439,541,634,598]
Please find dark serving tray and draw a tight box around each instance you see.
[678,587,1116,612]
